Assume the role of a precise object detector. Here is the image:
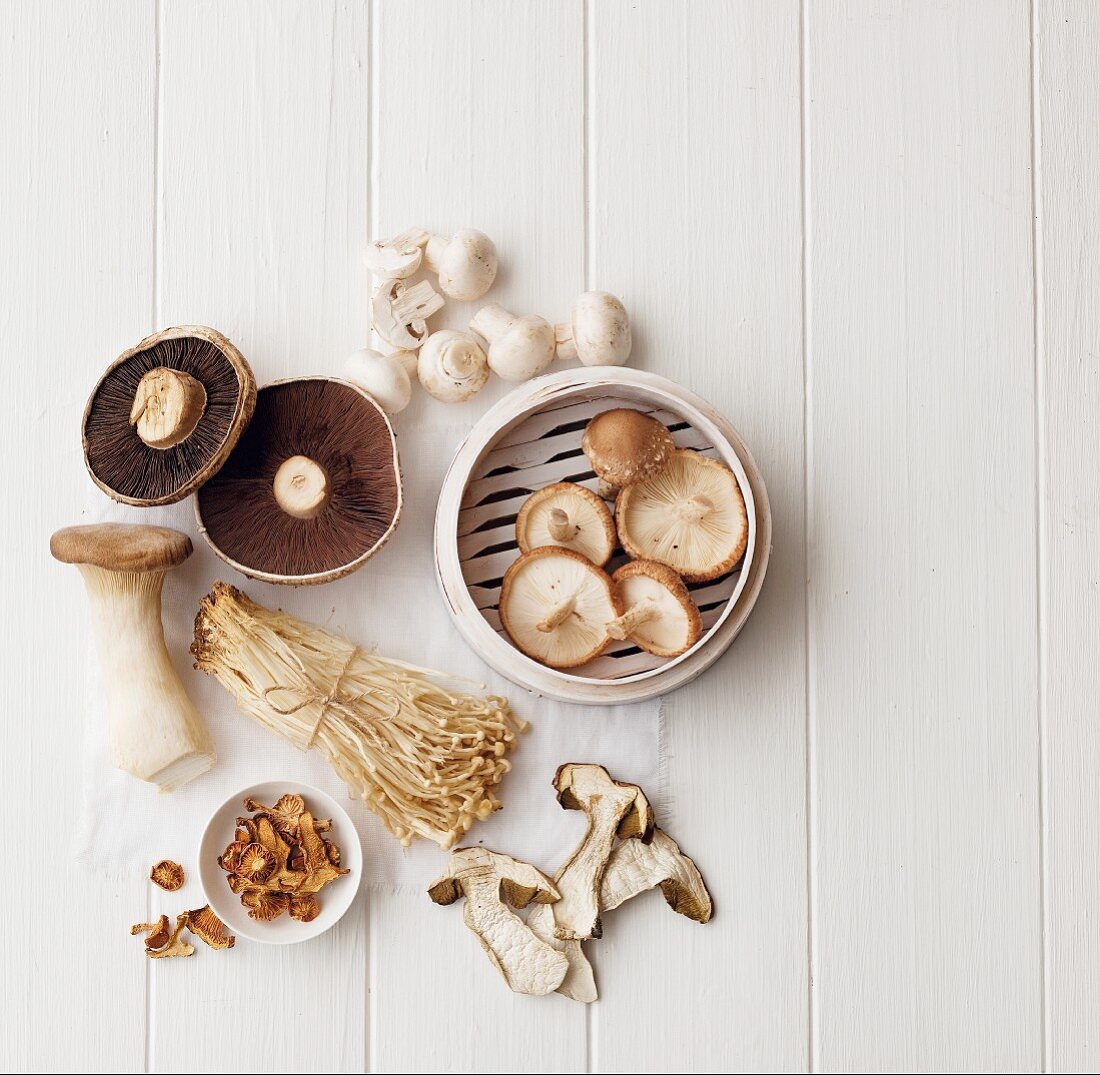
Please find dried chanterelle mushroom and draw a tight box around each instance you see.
[608,560,702,658]
[581,408,676,499]
[499,547,620,669]
[616,448,748,583]
[515,482,616,567]
[50,524,215,791]
[549,763,653,941]
[150,859,185,892]
[428,846,568,996]
[82,325,256,507]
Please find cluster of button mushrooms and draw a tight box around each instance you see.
[342,227,632,413]
[500,408,748,669]
[429,763,712,1001]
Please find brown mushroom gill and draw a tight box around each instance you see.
[84,334,251,504]
[197,379,399,580]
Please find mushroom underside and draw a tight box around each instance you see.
[516,483,615,566]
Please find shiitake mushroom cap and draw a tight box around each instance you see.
[195,377,402,585]
[82,325,256,506]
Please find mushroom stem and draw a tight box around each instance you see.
[547,507,579,542]
[78,565,214,790]
[129,367,208,449]
[273,455,330,520]
[537,594,576,633]
[554,322,579,362]
[606,599,660,641]
[391,279,445,324]
[468,302,514,341]
[671,495,714,523]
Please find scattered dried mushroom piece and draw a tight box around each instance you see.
[130,913,195,960]
[218,794,350,924]
[185,905,236,950]
[600,827,712,923]
[149,859,185,891]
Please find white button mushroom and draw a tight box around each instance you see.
[423,228,499,301]
[555,290,632,367]
[469,302,556,382]
[343,347,413,414]
[416,330,490,403]
[364,227,428,279]
[371,278,445,351]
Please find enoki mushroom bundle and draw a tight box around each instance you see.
[192,582,525,848]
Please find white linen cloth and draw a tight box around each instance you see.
[74,407,664,890]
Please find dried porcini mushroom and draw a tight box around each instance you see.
[185,905,236,950]
[195,378,402,585]
[550,763,653,941]
[499,547,621,669]
[219,793,350,925]
[581,408,675,497]
[616,449,748,583]
[428,846,568,996]
[608,560,703,658]
[526,903,597,1004]
[83,325,256,506]
[515,483,616,567]
[149,859,185,892]
[600,828,712,923]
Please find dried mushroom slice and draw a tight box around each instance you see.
[289,893,321,922]
[609,560,703,658]
[147,914,195,959]
[600,828,712,923]
[242,793,306,838]
[289,811,350,894]
[242,888,290,922]
[149,859,185,892]
[616,449,748,583]
[550,763,654,941]
[526,902,598,1004]
[515,483,616,566]
[428,846,568,996]
[499,547,621,669]
[185,905,236,950]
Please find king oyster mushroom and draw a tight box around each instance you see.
[608,560,703,658]
[616,449,748,583]
[581,408,676,499]
[515,482,616,567]
[499,547,621,669]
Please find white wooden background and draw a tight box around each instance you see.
[2,1,1097,1071]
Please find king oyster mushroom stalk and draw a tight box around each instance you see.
[555,291,632,367]
[608,560,703,658]
[515,482,616,567]
[363,227,429,279]
[581,407,676,499]
[423,228,499,300]
[616,448,748,583]
[50,523,216,791]
[428,846,568,996]
[371,278,445,351]
[469,302,556,381]
[343,348,412,415]
[417,330,490,403]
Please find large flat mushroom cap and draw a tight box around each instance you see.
[50,523,193,572]
[581,408,675,489]
[82,326,256,507]
[616,449,748,583]
[195,377,402,585]
[499,547,620,669]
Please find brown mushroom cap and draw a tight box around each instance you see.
[195,377,402,585]
[515,482,616,566]
[610,559,703,658]
[581,409,675,489]
[82,326,256,507]
[50,523,193,573]
[616,449,748,583]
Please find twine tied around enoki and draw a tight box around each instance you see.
[260,645,398,748]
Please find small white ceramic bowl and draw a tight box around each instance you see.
[198,780,363,945]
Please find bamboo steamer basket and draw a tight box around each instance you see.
[434,367,771,705]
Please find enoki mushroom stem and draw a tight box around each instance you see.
[606,600,659,641]
[537,594,576,633]
[671,495,714,523]
[547,508,579,542]
[192,582,525,849]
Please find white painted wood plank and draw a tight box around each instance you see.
[587,3,809,1071]
[370,1,588,1071]
[807,3,1041,1070]
[1035,4,1100,1071]
[149,3,370,1071]
[0,3,154,1071]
